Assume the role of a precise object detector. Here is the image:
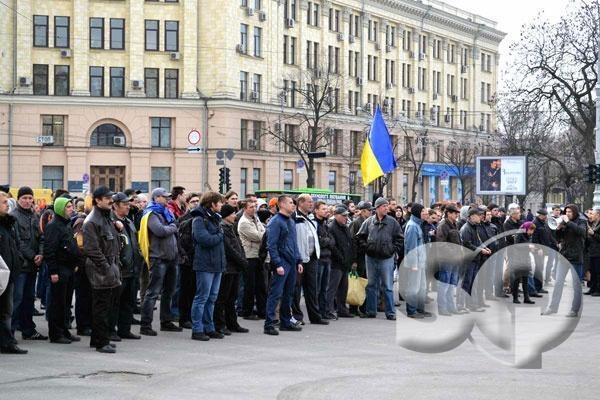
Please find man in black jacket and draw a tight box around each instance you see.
[0,191,27,354]
[348,201,371,316]
[215,204,249,335]
[110,193,142,340]
[459,209,491,312]
[326,206,354,319]
[314,201,334,319]
[586,208,600,296]
[177,193,200,329]
[435,204,461,315]
[44,197,82,344]
[83,186,122,353]
[10,186,46,341]
[532,209,556,295]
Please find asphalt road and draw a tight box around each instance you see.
[1,293,599,400]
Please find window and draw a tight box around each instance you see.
[368,19,378,42]
[90,18,104,49]
[165,21,179,51]
[42,166,64,191]
[151,117,171,148]
[240,71,248,100]
[306,41,319,69]
[402,63,411,88]
[145,20,159,51]
[460,77,468,99]
[53,65,69,96]
[253,27,262,57]
[328,8,340,32]
[349,14,360,37]
[33,64,48,95]
[151,167,171,190]
[240,24,248,53]
[110,18,125,49]
[447,44,455,64]
[145,68,159,98]
[418,34,427,55]
[41,115,64,146]
[252,74,261,101]
[432,38,441,59]
[417,67,426,91]
[252,168,261,192]
[307,2,319,27]
[480,82,485,103]
[284,124,296,152]
[283,80,296,107]
[240,168,248,196]
[254,0,262,10]
[349,171,357,194]
[164,69,178,98]
[54,16,70,48]
[283,35,296,64]
[350,130,361,157]
[110,67,125,97]
[329,129,342,156]
[283,169,293,190]
[284,0,296,21]
[240,119,262,150]
[89,66,104,96]
[33,15,48,47]
[386,25,396,47]
[328,46,339,74]
[328,171,337,192]
[90,123,126,147]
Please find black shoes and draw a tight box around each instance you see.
[530,293,543,298]
[96,344,116,354]
[513,299,521,304]
[50,337,72,344]
[538,289,549,294]
[323,313,338,320]
[407,313,424,319]
[311,319,329,325]
[160,322,183,332]
[242,315,260,321]
[77,328,92,336]
[109,333,122,342]
[131,317,141,325]
[217,328,232,336]
[33,308,44,317]
[386,314,397,321]
[279,324,302,332]
[23,331,48,341]
[230,326,249,333]
[264,327,279,335]
[140,327,158,336]
[1,344,28,354]
[419,311,433,317]
[66,334,81,342]
[359,313,377,319]
[179,321,193,330]
[206,331,224,339]
[337,312,354,318]
[191,332,210,341]
[524,299,536,304]
[119,332,141,340]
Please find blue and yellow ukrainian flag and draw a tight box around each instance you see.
[360,105,397,186]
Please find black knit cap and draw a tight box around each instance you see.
[411,203,425,218]
[17,186,34,199]
[220,204,236,219]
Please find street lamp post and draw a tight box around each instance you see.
[594,1,600,208]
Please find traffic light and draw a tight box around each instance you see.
[224,167,231,192]
[584,164,600,184]
[218,167,226,193]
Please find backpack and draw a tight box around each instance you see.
[178,217,195,264]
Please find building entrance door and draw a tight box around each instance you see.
[90,166,125,192]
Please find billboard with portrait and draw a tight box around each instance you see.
[476,156,527,195]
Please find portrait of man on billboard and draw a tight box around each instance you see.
[480,158,501,191]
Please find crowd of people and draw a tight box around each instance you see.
[0,184,593,355]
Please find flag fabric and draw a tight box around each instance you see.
[360,106,397,186]
[138,212,152,268]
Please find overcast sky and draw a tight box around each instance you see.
[446,0,570,77]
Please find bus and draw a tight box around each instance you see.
[255,189,361,205]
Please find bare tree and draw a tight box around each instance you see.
[506,0,599,207]
[437,138,481,204]
[263,66,343,188]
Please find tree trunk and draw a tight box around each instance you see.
[306,158,315,188]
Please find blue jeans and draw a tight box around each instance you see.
[12,271,37,336]
[405,267,427,316]
[140,258,178,328]
[547,261,583,313]
[437,264,458,313]
[191,271,222,333]
[265,263,296,329]
[365,256,395,316]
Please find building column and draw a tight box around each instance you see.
[71,0,90,96]
[181,0,199,99]
[127,0,145,97]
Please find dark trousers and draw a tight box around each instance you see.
[326,268,349,314]
[141,258,177,328]
[318,261,330,316]
[589,256,600,292]
[242,258,267,317]
[109,276,135,336]
[36,264,49,307]
[11,270,37,336]
[91,287,119,349]
[178,265,196,324]
[293,257,322,323]
[48,272,74,341]
[265,264,296,329]
[214,273,241,331]
[0,283,16,347]
[511,271,531,302]
[74,266,92,331]
[533,254,545,292]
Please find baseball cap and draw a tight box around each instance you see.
[334,205,349,216]
[152,187,171,200]
[92,186,114,199]
[357,201,373,210]
[112,192,133,203]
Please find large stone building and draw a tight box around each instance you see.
[0,0,505,204]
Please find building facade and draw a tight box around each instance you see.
[0,0,505,204]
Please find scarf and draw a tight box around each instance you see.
[144,201,175,224]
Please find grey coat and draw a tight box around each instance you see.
[147,212,179,261]
[83,207,121,290]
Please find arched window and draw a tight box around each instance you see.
[90,123,126,147]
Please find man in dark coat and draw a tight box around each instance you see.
[532,209,556,295]
[326,205,355,319]
[0,191,27,354]
[314,201,334,319]
[44,197,83,344]
[214,204,249,336]
[83,186,122,353]
[110,193,142,340]
[10,186,46,341]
